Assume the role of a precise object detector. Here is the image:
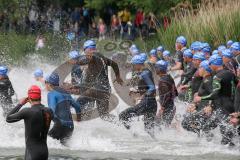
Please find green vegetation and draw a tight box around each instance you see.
[1,0,240,63]
[0,33,70,64]
[156,0,240,52]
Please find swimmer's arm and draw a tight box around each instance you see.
[6,104,27,123]
[77,56,90,65]
[70,97,81,114]
[141,72,155,96]
[9,82,15,96]
[201,78,221,101]
[47,93,57,115]
[158,82,170,107]
[104,57,120,77]
[181,68,197,85]
[171,62,182,71]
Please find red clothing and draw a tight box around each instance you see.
[135,11,144,27]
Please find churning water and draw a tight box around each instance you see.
[0,55,239,160]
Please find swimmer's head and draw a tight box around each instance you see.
[45,73,60,91]
[68,50,80,64]
[28,85,41,103]
[34,69,44,81]
[131,55,146,71]
[0,66,8,79]
[83,40,96,59]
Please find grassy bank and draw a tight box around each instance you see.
[156,0,240,52]
[1,0,240,64]
[0,32,70,65]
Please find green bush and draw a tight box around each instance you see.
[156,0,240,53]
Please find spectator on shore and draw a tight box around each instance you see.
[98,18,106,40]
[135,8,144,29]
[111,15,120,39]
[148,12,157,35]
[88,21,98,38]
[118,8,131,28]
[35,34,45,51]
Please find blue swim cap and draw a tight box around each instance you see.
[222,49,233,59]
[230,42,240,52]
[140,53,148,61]
[163,50,170,57]
[45,72,60,86]
[212,50,219,55]
[209,54,223,66]
[157,46,164,52]
[218,45,226,52]
[176,36,187,46]
[0,66,8,77]
[131,55,146,64]
[34,69,43,78]
[83,40,96,51]
[191,41,202,51]
[183,49,193,58]
[67,32,75,41]
[193,52,206,61]
[201,43,211,53]
[131,48,140,56]
[200,60,212,73]
[227,40,234,47]
[155,60,168,72]
[129,44,137,51]
[150,49,157,56]
[130,44,137,49]
[69,50,80,59]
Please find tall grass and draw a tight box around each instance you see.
[157,0,240,52]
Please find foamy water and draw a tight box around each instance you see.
[0,56,239,159]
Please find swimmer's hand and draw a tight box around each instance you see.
[203,106,212,116]
[19,97,29,105]
[187,104,196,113]
[114,76,124,86]
[177,85,188,93]
[229,117,239,126]
[193,95,201,103]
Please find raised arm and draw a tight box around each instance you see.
[6,104,26,123]
[103,56,120,77]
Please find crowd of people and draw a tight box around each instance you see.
[0,4,164,41]
[1,37,240,159]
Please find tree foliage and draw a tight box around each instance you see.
[85,0,201,15]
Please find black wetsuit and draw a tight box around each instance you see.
[119,68,157,137]
[0,76,15,115]
[6,104,53,160]
[182,76,217,134]
[190,70,203,97]
[175,48,186,70]
[77,53,120,121]
[234,81,240,112]
[201,69,236,144]
[180,62,197,86]
[178,62,197,102]
[235,55,240,65]
[71,64,82,85]
[224,59,238,76]
[158,74,178,125]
